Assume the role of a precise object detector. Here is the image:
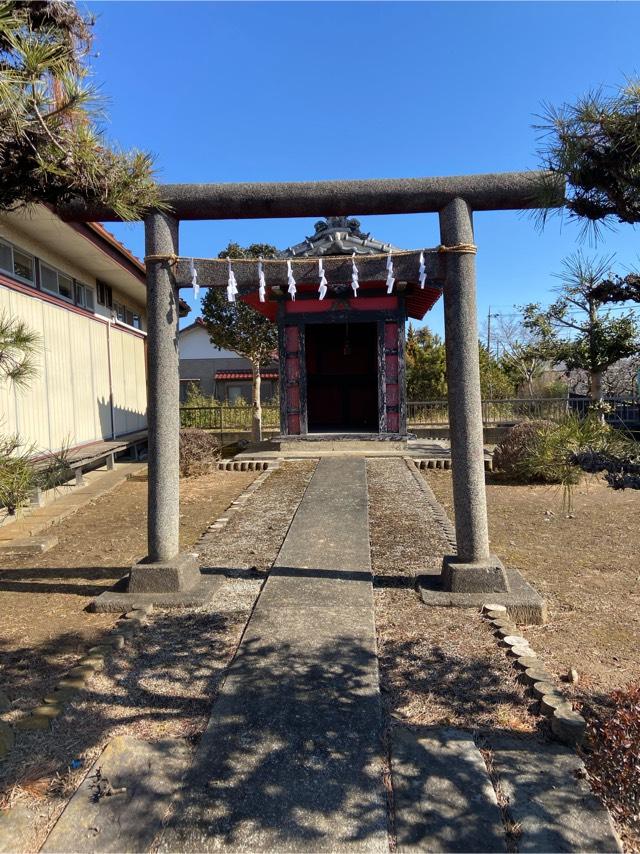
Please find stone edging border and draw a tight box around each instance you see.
[413,457,494,472]
[0,460,282,757]
[7,606,153,739]
[403,457,457,552]
[404,456,586,748]
[482,604,587,747]
[205,461,279,532]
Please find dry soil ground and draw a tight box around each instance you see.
[0,462,316,852]
[425,469,640,708]
[0,469,255,714]
[367,458,537,734]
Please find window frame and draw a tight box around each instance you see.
[0,237,35,286]
[74,281,95,311]
[40,261,74,304]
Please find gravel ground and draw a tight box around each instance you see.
[367,458,536,733]
[0,461,317,853]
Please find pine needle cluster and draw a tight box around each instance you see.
[0,1,164,220]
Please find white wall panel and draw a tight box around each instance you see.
[1,283,147,453]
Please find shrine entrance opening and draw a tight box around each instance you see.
[305,321,378,433]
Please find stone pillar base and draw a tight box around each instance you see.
[128,553,201,593]
[441,554,510,594]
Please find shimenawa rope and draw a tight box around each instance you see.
[143,243,477,266]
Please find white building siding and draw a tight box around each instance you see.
[0,282,147,453]
[179,325,237,360]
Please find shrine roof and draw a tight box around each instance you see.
[279,216,401,258]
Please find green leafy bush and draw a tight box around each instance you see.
[179,429,221,477]
[0,434,35,515]
[585,683,640,835]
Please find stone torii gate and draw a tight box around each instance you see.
[61,170,564,610]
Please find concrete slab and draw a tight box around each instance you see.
[158,458,388,852]
[392,726,506,852]
[419,567,547,625]
[91,574,223,612]
[41,736,191,853]
[486,734,621,853]
[0,534,58,555]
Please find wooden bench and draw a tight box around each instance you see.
[30,431,148,507]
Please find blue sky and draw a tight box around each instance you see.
[86,1,640,337]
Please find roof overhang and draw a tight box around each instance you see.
[0,205,147,305]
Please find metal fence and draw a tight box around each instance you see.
[180,405,280,431]
[181,399,640,432]
[407,397,640,427]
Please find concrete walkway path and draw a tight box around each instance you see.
[159,457,389,852]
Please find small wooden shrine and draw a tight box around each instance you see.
[248,217,443,438]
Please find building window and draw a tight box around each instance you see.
[112,298,143,330]
[97,281,113,308]
[40,262,74,302]
[227,383,252,404]
[75,282,95,310]
[0,238,35,284]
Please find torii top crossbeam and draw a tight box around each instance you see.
[57,170,564,222]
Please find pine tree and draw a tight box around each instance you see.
[0,1,163,219]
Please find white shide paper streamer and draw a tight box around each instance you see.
[258,258,266,303]
[189,258,199,300]
[386,252,395,294]
[418,251,426,289]
[318,259,328,300]
[287,260,297,301]
[351,253,359,297]
[227,259,238,303]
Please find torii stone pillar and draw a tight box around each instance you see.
[128,212,200,593]
[439,198,508,592]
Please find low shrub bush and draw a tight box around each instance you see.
[179,428,221,477]
[493,415,640,507]
[585,683,640,834]
[492,420,556,483]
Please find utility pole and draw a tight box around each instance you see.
[487,306,491,352]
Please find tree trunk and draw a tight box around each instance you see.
[251,362,262,442]
[591,370,604,423]
[591,370,603,402]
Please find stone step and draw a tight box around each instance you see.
[41,736,191,853]
[393,726,506,852]
[393,727,621,853]
[485,733,621,853]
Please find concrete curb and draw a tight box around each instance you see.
[0,463,147,545]
[482,605,587,747]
